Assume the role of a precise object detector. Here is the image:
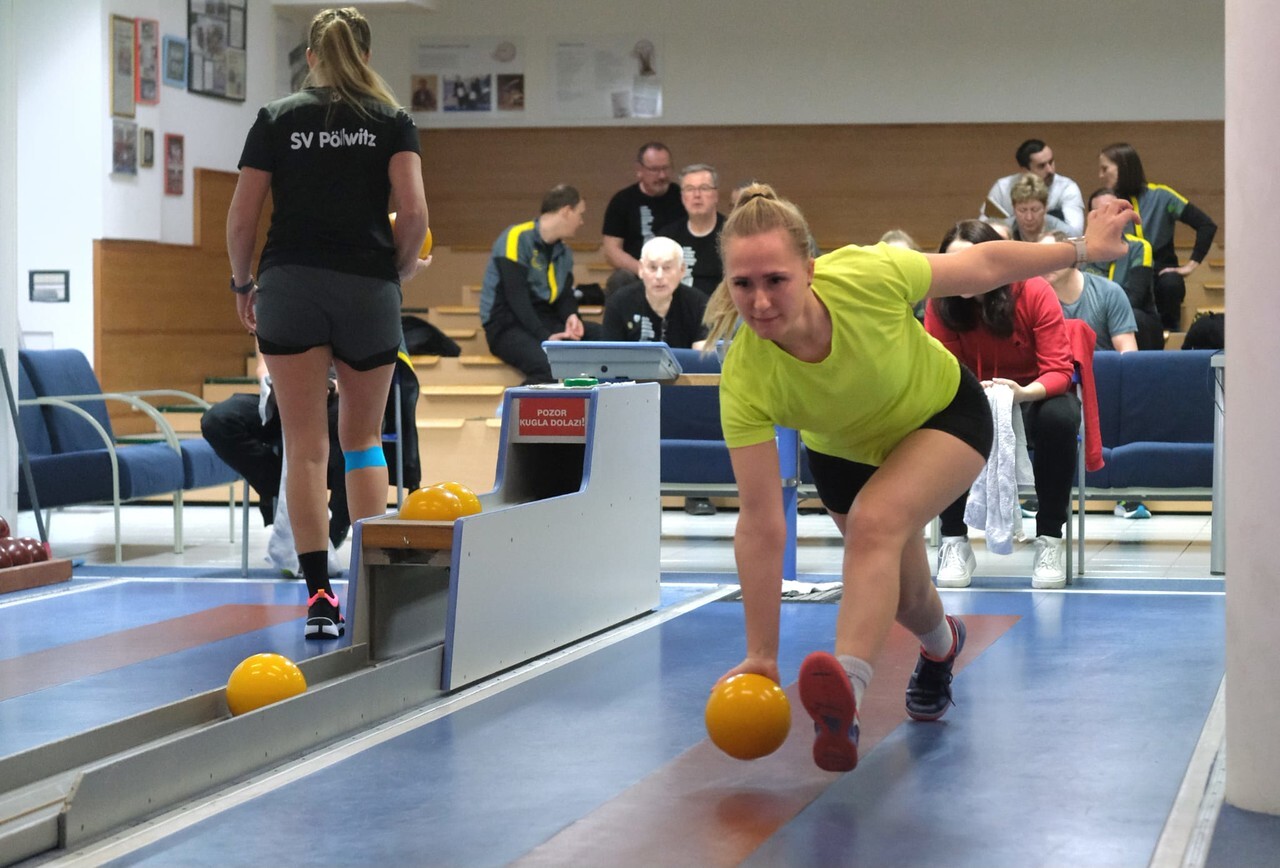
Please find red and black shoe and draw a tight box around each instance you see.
[798,651,860,772]
[905,615,966,721]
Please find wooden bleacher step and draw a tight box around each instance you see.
[155,404,204,434]
[202,376,259,404]
[418,383,507,420]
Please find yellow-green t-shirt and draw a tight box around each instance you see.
[719,243,959,467]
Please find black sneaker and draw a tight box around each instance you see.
[905,615,966,721]
[305,589,346,640]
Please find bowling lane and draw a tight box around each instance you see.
[97,590,1222,867]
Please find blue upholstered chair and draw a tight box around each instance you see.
[18,349,243,563]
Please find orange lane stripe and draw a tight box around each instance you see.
[0,604,306,702]
[514,614,1020,868]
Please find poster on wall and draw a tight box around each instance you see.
[110,15,136,118]
[140,128,155,168]
[552,37,662,120]
[112,119,138,176]
[163,35,188,88]
[412,38,524,114]
[164,133,185,195]
[135,19,160,104]
[188,0,247,102]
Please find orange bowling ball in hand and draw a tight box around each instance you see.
[429,481,481,516]
[705,673,792,760]
[399,485,463,521]
[389,212,433,258]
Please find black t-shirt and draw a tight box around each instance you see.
[602,282,708,348]
[601,183,686,260]
[238,88,421,281]
[657,213,726,297]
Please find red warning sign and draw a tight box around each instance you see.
[513,396,589,442]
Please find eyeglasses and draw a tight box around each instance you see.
[681,185,717,194]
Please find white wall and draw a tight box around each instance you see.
[365,0,1224,128]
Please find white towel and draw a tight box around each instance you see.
[965,384,1034,554]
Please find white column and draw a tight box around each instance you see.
[1224,0,1280,814]
[0,0,19,521]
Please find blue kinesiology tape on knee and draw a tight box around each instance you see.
[344,445,387,473]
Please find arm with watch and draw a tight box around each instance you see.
[923,198,1137,300]
[226,166,273,333]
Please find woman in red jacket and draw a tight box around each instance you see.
[925,219,1077,590]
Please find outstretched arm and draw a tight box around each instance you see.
[720,439,788,685]
[926,199,1136,299]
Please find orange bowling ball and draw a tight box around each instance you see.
[705,673,792,760]
[389,212,433,258]
[429,481,481,516]
[226,653,307,716]
[399,485,463,521]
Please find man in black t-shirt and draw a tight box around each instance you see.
[602,236,708,348]
[600,142,686,294]
[657,163,725,298]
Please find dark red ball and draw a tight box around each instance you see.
[19,537,48,563]
[0,538,31,566]
[0,514,10,537]
[0,545,12,569]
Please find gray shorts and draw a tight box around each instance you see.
[255,264,402,371]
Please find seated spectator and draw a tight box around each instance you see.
[201,349,348,574]
[879,229,925,321]
[658,163,726,297]
[1040,232,1138,352]
[925,220,1080,589]
[1098,142,1218,332]
[982,138,1086,234]
[1008,173,1072,243]
[604,236,713,515]
[480,184,602,384]
[1083,188,1162,349]
[603,236,709,348]
[600,142,687,295]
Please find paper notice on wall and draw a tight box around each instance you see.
[553,37,662,119]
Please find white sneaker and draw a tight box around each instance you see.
[936,536,975,588]
[1031,536,1066,589]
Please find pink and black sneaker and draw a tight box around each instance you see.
[305,589,345,640]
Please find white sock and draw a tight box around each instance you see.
[919,615,956,660]
[835,655,873,710]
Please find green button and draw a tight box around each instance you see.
[563,377,598,387]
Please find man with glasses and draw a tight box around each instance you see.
[658,163,726,298]
[600,142,687,293]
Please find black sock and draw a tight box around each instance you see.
[298,550,331,598]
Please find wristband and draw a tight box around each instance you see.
[1067,236,1088,266]
[231,275,256,294]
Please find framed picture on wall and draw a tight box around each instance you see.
[164,133,185,195]
[110,15,136,118]
[112,119,138,176]
[135,18,160,104]
[163,36,188,88]
[140,128,155,168]
[188,0,247,102]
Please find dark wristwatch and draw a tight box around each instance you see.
[231,275,256,294]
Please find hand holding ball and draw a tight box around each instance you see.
[389,212,433,259]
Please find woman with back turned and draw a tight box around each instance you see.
[227,6,429,639]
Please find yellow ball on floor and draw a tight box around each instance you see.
[705,673,792,760]
[226,653,307,716]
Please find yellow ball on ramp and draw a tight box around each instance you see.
[226,653,307,716]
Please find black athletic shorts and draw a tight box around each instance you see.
[805,366,993,515]
[255,264,402,371]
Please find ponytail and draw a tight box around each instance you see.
[701,183,815,353]
[304,7,400,117]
